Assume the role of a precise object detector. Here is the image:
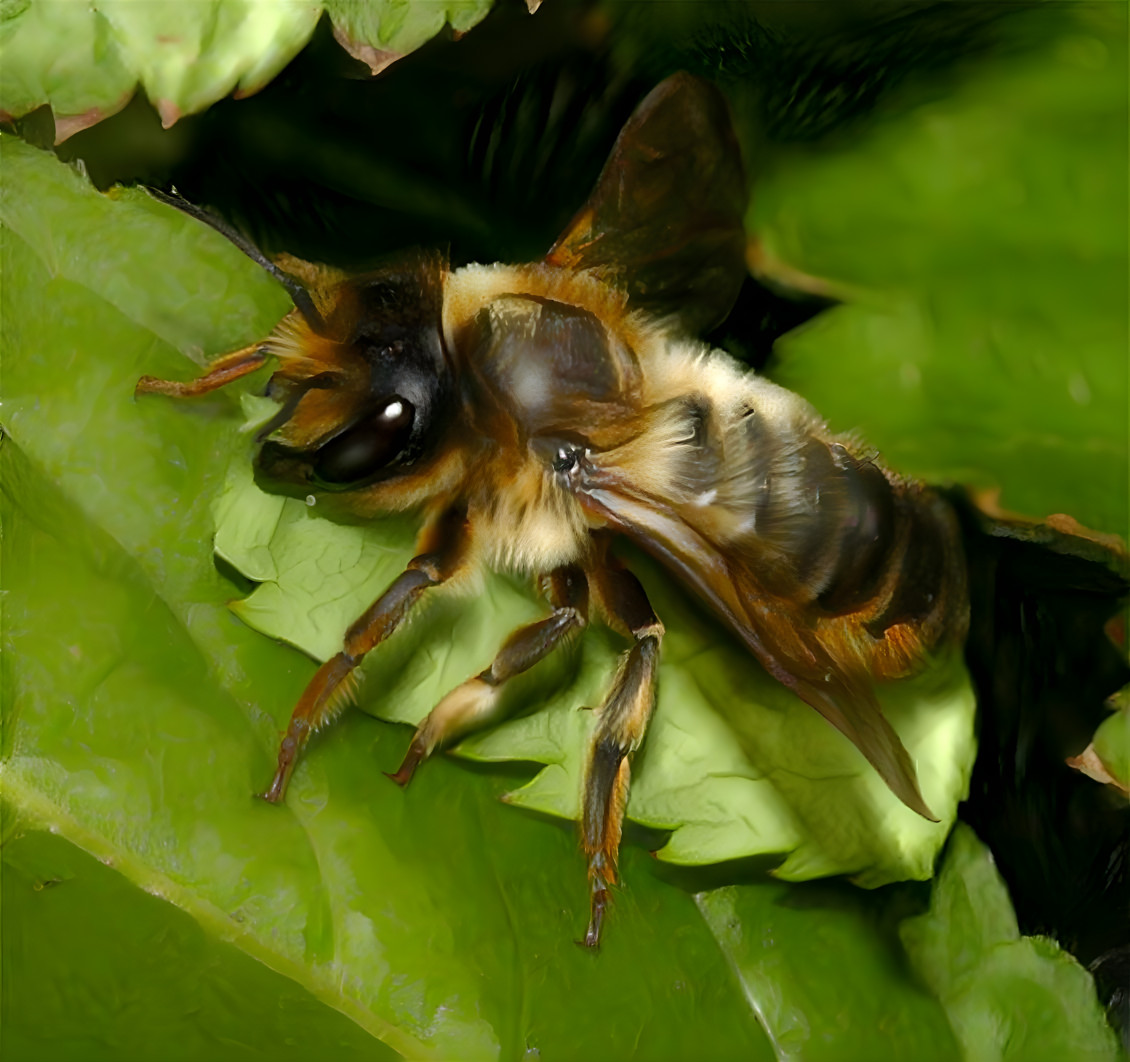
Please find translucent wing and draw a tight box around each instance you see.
[545,72,748,337]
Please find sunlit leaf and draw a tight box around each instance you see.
[218,456,976,884]
[0,0,493,139]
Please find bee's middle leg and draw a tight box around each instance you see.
[581,562,663,948]
[387,564,589,786]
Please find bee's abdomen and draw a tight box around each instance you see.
[862,487,961,637]
[771,437,967,662]
[804,445,971,664]
[808,444,899,613]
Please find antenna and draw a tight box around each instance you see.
[144,186,326,334]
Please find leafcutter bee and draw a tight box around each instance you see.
[138,72,973,948]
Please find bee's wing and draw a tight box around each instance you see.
[576,484,938,820]
[545,72,748,337]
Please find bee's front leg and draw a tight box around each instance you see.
[387,564,589,786]
[581,561,663,948]
[136,342,268,397]
[262,504,471,803]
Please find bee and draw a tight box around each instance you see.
[138,72,972,947]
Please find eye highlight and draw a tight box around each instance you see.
[312,398,415,485]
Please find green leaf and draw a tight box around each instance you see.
[696,880,962,1062]
[899,825,1120,1062]
[751,5,1128,539]
[695,825,1121,1062]
[0,0,492,139]
[3,2,1125,1054]
[324,0,494,74]
[1,828,399,1062]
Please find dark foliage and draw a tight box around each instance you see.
[949,489,1130,1045]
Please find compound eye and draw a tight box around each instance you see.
[312,398,415,485]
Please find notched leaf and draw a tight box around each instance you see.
[0,0,492,138]
[214,447,978,888]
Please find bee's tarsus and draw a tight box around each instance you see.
[259,783,286,805]
[388,565,591,791]
[582,887,609,949]
[579,562,662,944]
[259,511,469,803]
[261,732,305,803]
[385,743,425,788]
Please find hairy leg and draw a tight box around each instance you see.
[580,560,664,948]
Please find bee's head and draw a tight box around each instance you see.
[255,250,459,504]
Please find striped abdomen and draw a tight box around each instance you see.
[719,402,970,681]
[585,370,971,683]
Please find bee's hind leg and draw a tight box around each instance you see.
[387,564,589,786]
[136,342,268,398]
[580,561,663,949]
